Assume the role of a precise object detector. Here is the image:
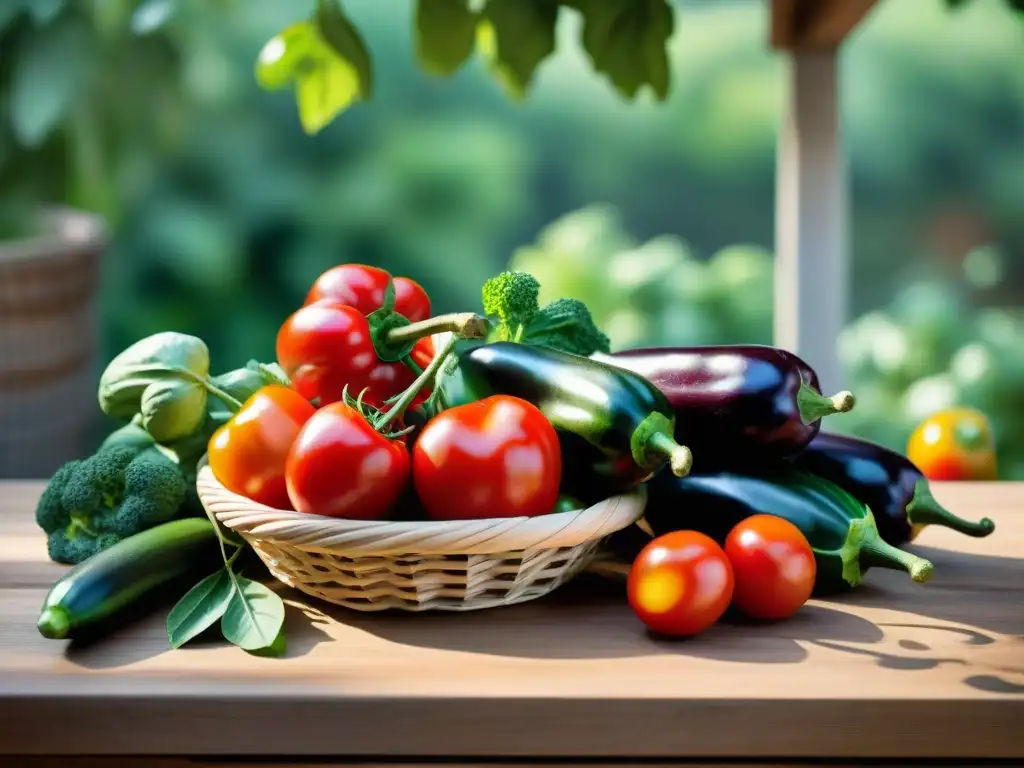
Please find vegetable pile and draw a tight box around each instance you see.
[33,263,998,652]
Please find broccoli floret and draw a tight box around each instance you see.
[36,445,188,565]
[526,297,611,357]
[482,271,541,342]
[480,271,611,357]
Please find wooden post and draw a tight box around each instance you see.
[774,49,847,392]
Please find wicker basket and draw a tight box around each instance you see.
[196,462,645,612]
[0,207,106,479]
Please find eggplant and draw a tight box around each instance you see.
[435,341,693,499]
[643,465,934,595]
[792,432,995,545]
[594,345,854,461]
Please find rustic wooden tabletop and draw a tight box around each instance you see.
[0,480,1021,762]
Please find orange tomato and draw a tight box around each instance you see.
[906,407,997,481]
[627,530,734,637]
[208,386,317,509]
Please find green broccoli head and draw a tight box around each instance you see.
[38,445,188,565]
[482,271,540,340]
[523,297,612,357]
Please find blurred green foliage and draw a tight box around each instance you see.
[1,0,1022,472]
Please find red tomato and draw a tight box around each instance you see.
[207,386,316,509]
[724,514,815,620]
[304,264,431,322]
[628,531,734,637]
[276,300,419,407]
[412,395,561,520]
[285,402,410,519]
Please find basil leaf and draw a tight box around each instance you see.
[220,577,286,651]
[573,0,674,101]
[478,0,559,99]
[167,569,234,649]
[246,626,288,658]
[415,0,479,76]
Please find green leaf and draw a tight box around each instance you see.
[245,360,292,388]
[246,626,288,658]
[140,378,208,443]
[28,0,64,25]
[316,0,373,99]
[10,14,92,147]
[415,0,479,76]
[220,577,286,652]
[0,3,25,33]
[572,0,675,101]
[131,0,178,34]
[166,569,234,649]
[477,0,559,99]
[255,12,372,134]
[255,22,315,91]
[98,332,211,420]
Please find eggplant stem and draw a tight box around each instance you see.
[796,380,856,424]
[850,510,934,584]
[906,478,995,538]
[632,411,692,477]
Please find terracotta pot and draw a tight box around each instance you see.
[0,208,106,479]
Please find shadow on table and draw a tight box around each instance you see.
[315,573,885,664]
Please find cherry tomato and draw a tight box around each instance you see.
[412,395,561,520]
[304,264,431,322]
[285,402,410,519]
[276,300,419,407]
[208,386,316,509]
[628,531,734,637]
[724,514,815,620]
[907,407,998,481]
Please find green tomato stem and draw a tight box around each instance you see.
[384,313,488,346]
[376,335,460,432]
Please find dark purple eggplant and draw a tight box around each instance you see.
[792,432,995,545]
[594,345,854,460]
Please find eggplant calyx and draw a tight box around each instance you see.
[631,412,693,477]
[906,477,995,538]
[796,380,856,424]
[845,509,935,585]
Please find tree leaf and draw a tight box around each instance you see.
[10,14,92,147]
[131,0,178,34]
[295,54,361,134]
[0,2,26,33]
[166,569,234,649]
[220,577,286,651]
[478,0,560,100]
[315,0,373,98]
[573,0,675,101]
[28,0,64,26]
[415,0,479,77]
[255,22,315,91]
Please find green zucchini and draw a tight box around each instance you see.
[435,341,693,500]
[37,517,221,640]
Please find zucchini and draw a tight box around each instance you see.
[37,517,221,640]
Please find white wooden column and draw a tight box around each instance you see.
[774,49,848,393]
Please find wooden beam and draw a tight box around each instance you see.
[774,49,848,393]
[771,0,879,50]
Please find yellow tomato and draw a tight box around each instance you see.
[906,407,997,481]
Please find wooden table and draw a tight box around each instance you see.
[1,481,1022,767]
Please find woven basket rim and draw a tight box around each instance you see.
[0,207,107,265]
[196,461,646,556]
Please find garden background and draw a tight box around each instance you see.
[2,0,1023,476]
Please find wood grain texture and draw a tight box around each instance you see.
[1,482,1022,759]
